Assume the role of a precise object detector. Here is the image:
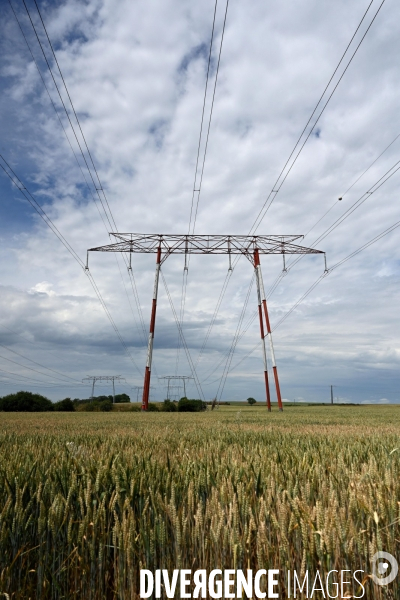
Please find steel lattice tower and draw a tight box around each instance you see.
[87,233,326,411]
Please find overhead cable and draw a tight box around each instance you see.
[228,216,400,372]
[225,150,400,356]
[160,271,205,400]
[187,0,220,235]
[302,132,400,241]
[0,160,142,375]
[273,153,400,283]
[176,0,228,373]
[0,342,82,383]
[0,365,83,387]
[190,0,384,383]
[9,0,149,372]
[249,0,387,235]
[19,0,114,230]
[189,0,230,235]
[32,0,149,343]
[215,272,255,400]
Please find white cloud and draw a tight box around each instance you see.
[361,398,393,404]
[0,0,399,402]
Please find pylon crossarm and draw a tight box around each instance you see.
[88,233,324,257]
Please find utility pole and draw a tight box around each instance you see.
[82,375,126,403]
[330,385,337,405]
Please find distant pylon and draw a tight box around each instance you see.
[82,375,126,403]
[159,375,194,399]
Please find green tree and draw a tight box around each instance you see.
[162,400,177,412]
[0,391,54,412]
[114,393,130,403]
[247,397,257,406]
[54,398,75,412]
[178,398,207,412]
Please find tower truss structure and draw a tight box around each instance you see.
[159,375,194,399]
[87,233,326,411]
[82,375,126,403]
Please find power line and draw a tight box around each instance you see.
[272,274,327,331]
[201,280,258,383]
[274,153,400,283]
[302,132,400,241]
[11,0,149,360]
[8,0,392,399]
[0,366,84,388]
[249,0,387,235]
[30,0,116,230]
[328,218,400,272]
[84,271,143,375]
[7,0,109,232]
[226,155,400,366]
[228,215,400,373]
[237,145,400,339]
[176,0,228,374]
[8,0,150,363]
[176,0,231,376]
[0,379,82,390]
[18,0,113,231]
[8,0,146,336]
[185,1,385,381]
[160,270,205,400]
[189,0,230,236]
[306,159,400,247]
[0,160,142,374]
[0,342,82,383]
[0,156,84,266]
[0,352,82,384]
[175,269,188,375]
[215,272,255,400]
[8,1,150,374]
[194,269,233,370]
[187,0,219,235]
[30,0,149,349]
[114,253,147,345]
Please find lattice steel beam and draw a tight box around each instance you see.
[88,233,324,266]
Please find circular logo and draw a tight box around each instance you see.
[371,551,398,585]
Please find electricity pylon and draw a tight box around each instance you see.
[82,375,126,403]
[87,233,326,411]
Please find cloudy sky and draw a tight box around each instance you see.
[0,0,399,404]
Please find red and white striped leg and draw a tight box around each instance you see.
[142,246,161,411]
[254,249,283,411]
[254,260,271,411]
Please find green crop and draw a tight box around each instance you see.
[0,405,399,598]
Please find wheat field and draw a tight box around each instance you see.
[0,405,399,599]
